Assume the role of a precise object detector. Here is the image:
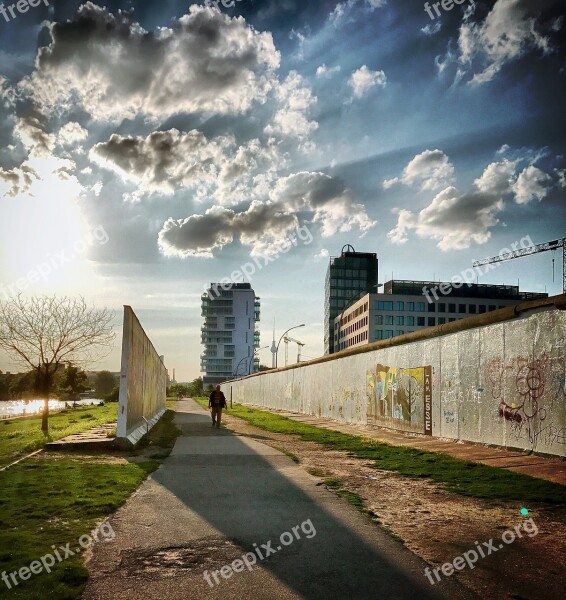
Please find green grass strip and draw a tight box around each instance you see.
[0,409,181,599]
[0,404,118,467]
[194,397,565,504]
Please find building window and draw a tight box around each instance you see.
[406,316,415,326]
[395,301,404,311]
[449,318,456,322]
[428,303,435,312]
[489,305,496,311]
[376,315,383,325]
[384,330,394,338]
[478,305,486,313]
[375,330,383,339]
[416,302,425,311]
[395,316,404,326]
[459,304,466,313]
[448,303,456,313]
[469,305,476,314]
[377,301,393,310]
[396,330,404,336]
[438,303,446,312]
[407,302,415,311]
[385,315,394,325]
[428,317,435,326]
[438,317,446,324]
[417,317,425,326]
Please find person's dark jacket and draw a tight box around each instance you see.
[209,390,227,408]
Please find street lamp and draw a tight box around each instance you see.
[248,345,269,374]
[275,324,305,368]
[233,356,249,378]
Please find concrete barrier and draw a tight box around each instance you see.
[117,306,167,446]
[223,294,566,457]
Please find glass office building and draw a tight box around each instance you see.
[324,246,378,354]
[334,280,548,351]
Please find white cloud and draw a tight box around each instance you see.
[57,122,88,146]
[383,149,455,192]
[22,4,281,122]
[316,64,341,77]
[474,159,516,195]
[513,165,553,204]
[421,22,441,36]
[264,71,318,143]
[348,65,387,98]
[446,0,562,85]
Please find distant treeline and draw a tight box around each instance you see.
[0,368,120,402]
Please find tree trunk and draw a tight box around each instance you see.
[41,396,49,434]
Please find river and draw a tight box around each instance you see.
[0,399,105,419]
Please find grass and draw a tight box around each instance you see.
[0,408,181,600]
[193,397,566,505]
[0,404,118,468]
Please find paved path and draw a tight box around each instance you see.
[254,407,566,485]
[84,399,477,600]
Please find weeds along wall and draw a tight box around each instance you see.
[222,296,566,457]
[117,305,167,445]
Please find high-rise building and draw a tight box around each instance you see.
[334,279,547,351]
[324,245,378,354]
[201,283,260,386]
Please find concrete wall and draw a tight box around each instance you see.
[223,296,566,457]
[117,306,167,445]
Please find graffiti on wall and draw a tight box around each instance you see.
[367,364,432,434]
[485,353,563,445]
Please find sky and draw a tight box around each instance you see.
[0,0,565,381]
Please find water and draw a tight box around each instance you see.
[0,399,105,419]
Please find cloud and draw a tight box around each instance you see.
[158,202,298,258]
[348,65,387,98]
[0,164,39,198]
[22,3,280,122]
[270,171,376,237]
[316,64,341,77]
[57,122,88,146]
[421,22,441,36]
[513,165,553,204]
[387,153,557,250]
[474,158,516,195]
[158,171,376,257]
[383,149,455,192]
[90,129,233,195]
[14,115,56,157]
[445,0,562,85]
[264,71,318,143]
[388,186,504,250]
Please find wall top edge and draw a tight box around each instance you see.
[228,293,566,382]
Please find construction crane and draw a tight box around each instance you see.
[283,336,305,366]
[473,237,566,294]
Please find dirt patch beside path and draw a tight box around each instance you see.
[220,412,565,600]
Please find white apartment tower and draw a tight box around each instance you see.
[201,283,260,386]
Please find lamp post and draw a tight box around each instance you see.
[248,345,269,375]
[275,324,305,368]
[233,356,249,378]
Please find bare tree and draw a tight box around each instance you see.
[0,296,115,434]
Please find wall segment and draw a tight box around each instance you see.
[222,295,566,456]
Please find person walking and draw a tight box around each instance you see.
[208,385,227,428]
